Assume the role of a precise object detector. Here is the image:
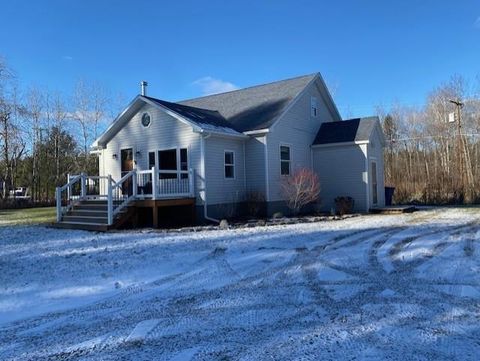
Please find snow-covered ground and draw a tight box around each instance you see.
[0,207,479,360]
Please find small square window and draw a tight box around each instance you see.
[224,151,235,179]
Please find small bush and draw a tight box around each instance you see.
[272,212,284,219]
[245,191,265,217]
[281,168,320,215]
[334,196,355,216]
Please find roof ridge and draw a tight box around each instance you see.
[142,95,223,114]
[179,72,318,103]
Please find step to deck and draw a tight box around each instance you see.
[62,215,109,223]
[69,210,108,217]
[370,206,417,214]
[53,221,109,232]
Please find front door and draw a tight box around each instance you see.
[121,148,134,196]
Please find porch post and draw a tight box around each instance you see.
[80,172,86,199]
[107,175,113,225]
[132,170,137,198]
[189,168,194,197]
[55,187,61,222]
[151,166,158,200]
[66,174,71,200]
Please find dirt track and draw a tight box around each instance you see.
[0,208,479,360]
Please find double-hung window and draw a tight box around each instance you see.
[156,148,188,179]
[224,151,235,179]
[280,145,291,176]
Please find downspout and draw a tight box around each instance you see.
[264,136,270,201]
[200,133,219,223]
[243,141,247,192]
[363,143,370,212]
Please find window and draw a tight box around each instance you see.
[311,96,318,117]
[280,145,291,175]
[158,149,177,179]
[141,112,151,127]
[224,151,235,179]
[155,148,188,179]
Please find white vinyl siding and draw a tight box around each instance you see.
[311,96,318,117]
[244,136,266,194]
[313,143,368,212]
[204,136,246,205]
[367,127,386,207]
[266,80,335,201]
[100,103,203,203]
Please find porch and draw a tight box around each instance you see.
[55,167,195,229]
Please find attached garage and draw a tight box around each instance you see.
[312,117,386,212]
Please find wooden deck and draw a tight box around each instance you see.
[370,206,417,214]
[134,198,196,228]
[54,197,196,231]
[55,169,196,231]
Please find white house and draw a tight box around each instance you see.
[55,73,385,230]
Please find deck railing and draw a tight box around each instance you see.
[56,167,195,225]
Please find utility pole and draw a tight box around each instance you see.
[448,99,463,136]
[448,98,473,200]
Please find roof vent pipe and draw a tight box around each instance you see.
[140,81,148,96]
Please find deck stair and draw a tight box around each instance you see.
[55,199,133,231]
[54,168,195,231]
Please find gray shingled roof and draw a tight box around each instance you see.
[179,73,317,132]
[143,96,233,130]
[313,117,379,145]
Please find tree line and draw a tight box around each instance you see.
[0,57,122,205]
[379,75,480,205]
[1,55,480,207]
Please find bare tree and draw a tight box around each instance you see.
[25,87,44,201]
[281,168,320,215]
[72,79,109,172]
[381,75,480,205]
[0,59,26,198]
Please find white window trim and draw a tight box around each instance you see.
[279,143,292,176]
[119,145,136,170]
[141,112,152,128]
[224,150,235,180]
[155,147,189,178]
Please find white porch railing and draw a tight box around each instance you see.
[56,167,195,226]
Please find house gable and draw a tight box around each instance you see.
[92,96,246,150]
[180,73,341,133]
[263,76,339,202]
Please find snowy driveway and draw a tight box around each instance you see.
[0,208,479,360]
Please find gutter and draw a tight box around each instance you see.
[200,134,220,223]
[243,128,270,135]
[311,140,369,149]
[198,129,249,140]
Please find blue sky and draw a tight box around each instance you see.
[1,0,479,117]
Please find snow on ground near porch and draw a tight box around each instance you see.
[0,208,479,360]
